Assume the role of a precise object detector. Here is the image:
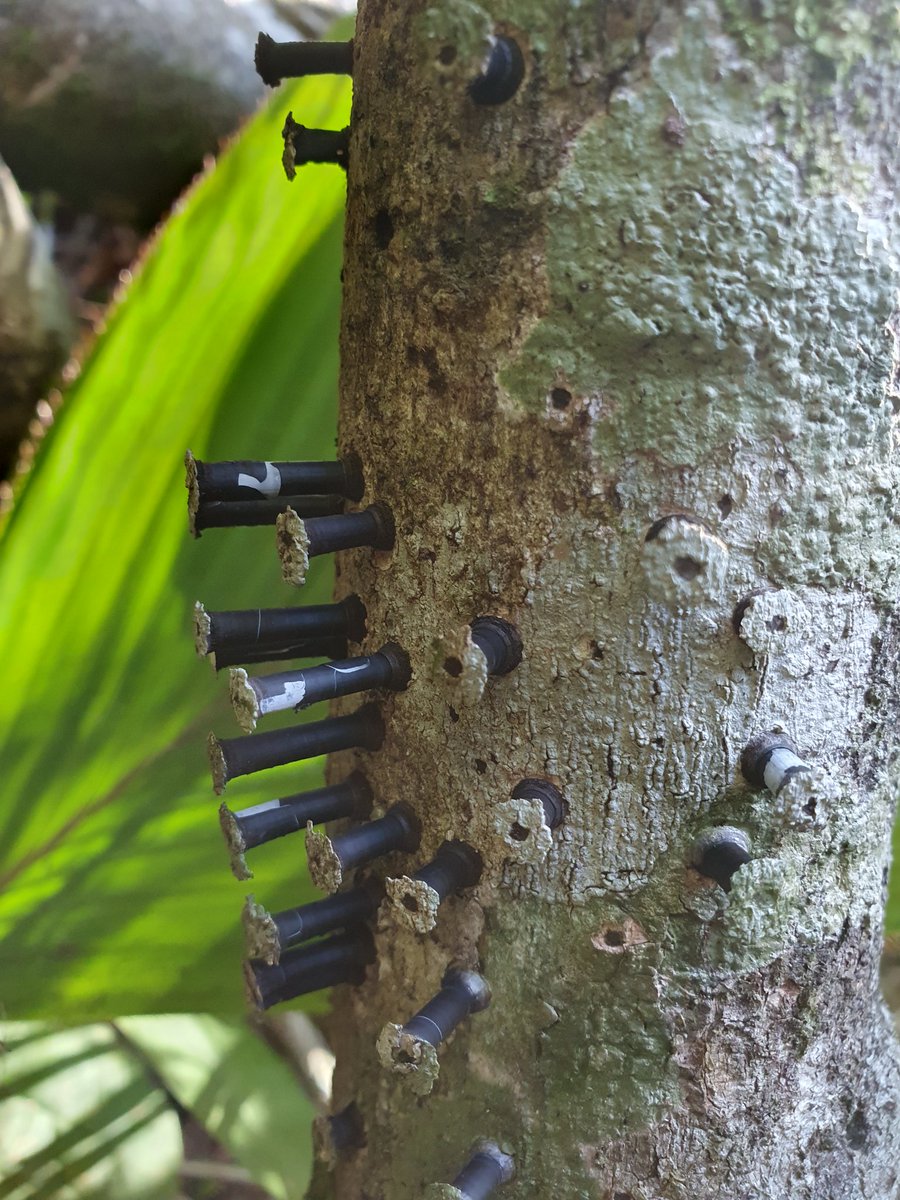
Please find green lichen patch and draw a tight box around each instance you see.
[499,13,899,594]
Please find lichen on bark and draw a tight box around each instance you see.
[303,1,900,1196]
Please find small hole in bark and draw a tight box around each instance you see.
[604,929,625,947]
[509,822,530,841]
[590,640,604,660]
[474,758,487,774]
[444,656,463,677]
[717,493,733,519]
[614,1193,634,1200]
[396,1049,417,1065]
[673,555,701,580]
[437,44,457,65]
[767,614,787,632]
[550,387,572,410]
[448,706,460,723]
[402,895,419,913]
[373,208,394,249]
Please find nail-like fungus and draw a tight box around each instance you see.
[245,927,375,1010]
[386,840,483,933]
[307,804,420,892]
[276,503,395,587]
[255,33,354,87]
[691,826,751,892]
[243,882,382,964]
[208,704,384,793]
[229,642,410,730]
[377,968,490,1094]
[219,772,372,879]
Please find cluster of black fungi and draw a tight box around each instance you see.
[184,27,811,1196]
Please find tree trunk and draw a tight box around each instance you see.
[313,1,900,1195]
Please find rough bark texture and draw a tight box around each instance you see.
[311,2,900,1196]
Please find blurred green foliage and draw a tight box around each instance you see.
[0,1014,315,1199]
[118,1014,316,1199]
[0,1021,180,1199]
[0,73,350,1020]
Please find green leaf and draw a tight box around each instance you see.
[0,1022,181,1200]
[0,73,350,1018]
[117,1014,317,1200]
[887,822,900,936]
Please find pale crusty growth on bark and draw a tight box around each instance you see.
[309,1,900,1196]
[242,894,281,965]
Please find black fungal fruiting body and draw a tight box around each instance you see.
[214,638,350,671]
[195,595,367,669]
[191,494,344,537]
[401,969,491,1047]
[470,616,523,676]
[306,504,395,557]
[316,1102,367,1163]
[186,28,528,1192]
[309,804,421,888]
[188,453,364,504]
[468,36,524,105]
[254,883,383,959]
[741,732,810,794]
[289,642,411,710]
[277,504,396,588]
[255,33,354,87]
[282,115,350,179]
[447,1142,515,1200]
[233,642,411,728]
[221,771,372,855]
[411,840,483,901]
[246,927,375,1010]
[691,827,752,892]
[208,703,384,792]
[510,778,565,828]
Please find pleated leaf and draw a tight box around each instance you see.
[0,72,350,1019]
[117,1014,317,1200]
[0,1022,181,1200]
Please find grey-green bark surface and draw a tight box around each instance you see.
[308,2,900,1196]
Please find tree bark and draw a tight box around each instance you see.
[313,1,900,1195]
